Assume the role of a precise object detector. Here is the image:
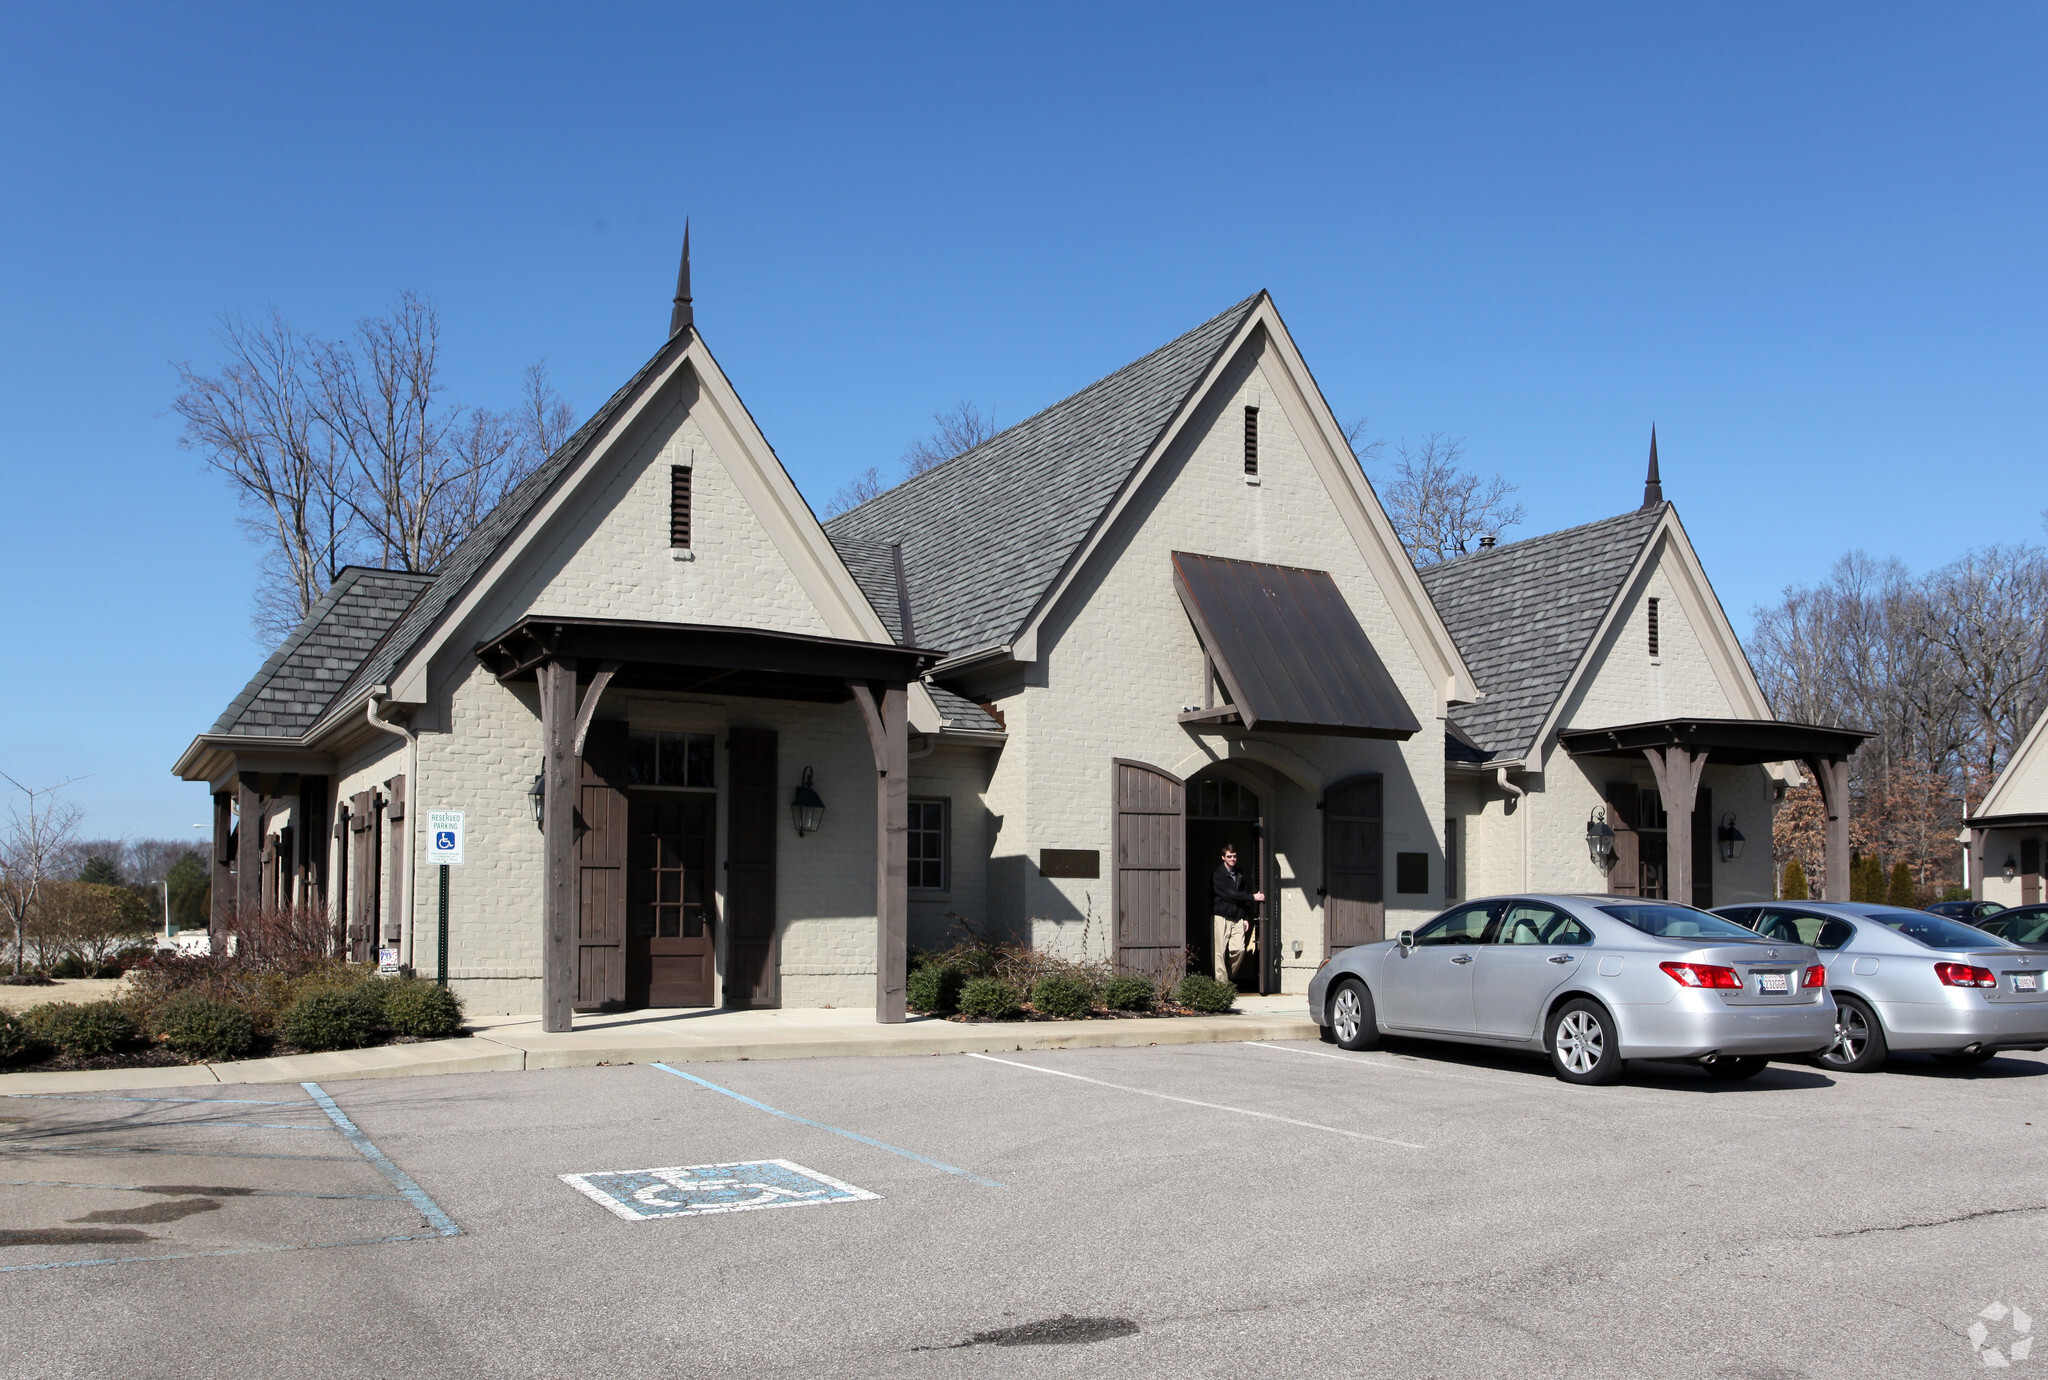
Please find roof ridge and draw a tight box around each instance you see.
[829,291,1266,529]
[1420,503,1664,581]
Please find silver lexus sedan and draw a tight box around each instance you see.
[1306,894,1836,1085]
[1713,901,2048,1071]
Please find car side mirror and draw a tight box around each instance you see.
[1397,930,1416,951]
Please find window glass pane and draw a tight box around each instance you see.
[908,800,945,890]
[685,733,715,788]
[628,732,658,785]
[1499,904,1569,944]
[1862,908,2013,950]
[657,732,688,786]
[1598,903,1758,940]
[658,907,680,938]
[1415,904,1495,945]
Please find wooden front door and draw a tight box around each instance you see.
[1114,759,1185,976]
[1323,774,1383,955]
[575,721,629,1010]
[627,795,715,1007]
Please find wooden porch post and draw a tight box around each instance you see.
[1642,746,1706,906]
[1970,827,1987,902]
[852,681,909,1024]
[1804,756,1852,902]
[211,790,234,931]
[236,774,263,924]
[538,657,578,1033]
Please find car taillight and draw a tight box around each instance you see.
[1660,961,1743,989]
[1803,964,1826,989]
[1935,962,1998,989]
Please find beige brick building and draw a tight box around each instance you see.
[1966,707,2048,907]
[174,260,1862,1026]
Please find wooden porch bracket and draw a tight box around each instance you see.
[851,680,910,1024]
[570,660,622,758]
[1803,755,1852,902]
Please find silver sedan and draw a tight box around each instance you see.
[1306,894,1837,1085]
[1714,901,2048,1070]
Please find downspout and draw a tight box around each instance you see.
[366,687,419,970]
[1495,767,1527,891]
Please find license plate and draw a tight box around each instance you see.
[2013,973,2039,993]
[1756,972,1789,994]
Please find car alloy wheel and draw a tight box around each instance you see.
[1329,980,1378,1051]
[1816,996,1887,1073]
[1556,1011,1603,1074]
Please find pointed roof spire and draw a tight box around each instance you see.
[1641,424,1664,509]
[669,220,693,337]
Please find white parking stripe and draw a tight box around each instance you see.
[964,1052,1426,1149]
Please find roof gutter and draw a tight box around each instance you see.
[366,687,419,970]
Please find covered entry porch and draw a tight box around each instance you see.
[474,616,938,1033]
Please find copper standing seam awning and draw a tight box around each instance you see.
[1171,552,1422,740]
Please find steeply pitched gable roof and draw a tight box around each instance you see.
[831,535,908,644]
[210,567,437,738]
[1419,505,1665,761]
[824,293,1265,658]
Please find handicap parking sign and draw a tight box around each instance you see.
[560,1160,878,1221]
[425,810,464,866]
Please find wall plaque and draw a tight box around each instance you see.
[1039,849,1100,879]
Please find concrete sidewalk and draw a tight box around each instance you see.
[0,995,1320,1094]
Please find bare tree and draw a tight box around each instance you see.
[177,295,575,644]
[1343,416,1386,464]
[1917,544,2048,785]
[1375,434,1527,565]
[902,401,997,477]
[173,313,356,643]
[0,774,83,977]
[822,466,885,519]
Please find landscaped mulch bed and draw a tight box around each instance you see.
[936,1003,1237,1023]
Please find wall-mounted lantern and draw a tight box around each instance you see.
[2004,854,2019,882]
[529,773,546,829]
[790,767,825,836]
[1585,807,1616,868]
[1718,812,1746,862]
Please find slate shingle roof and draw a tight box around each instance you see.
[1418,505,1665,762]
[825,293,1265,659]
[831,535,907,644]
[210,567,437,737]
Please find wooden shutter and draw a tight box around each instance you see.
[1113,759,1185,976]
[576,721,630,1009]
[331,802,349,955]
[1691,787,1713,909]
[1323,775,1383,953]
[725,727,779,1007]
[348,791,378,961]
[383,775,406,945]
[2025,838,2042,905]
[1606,783,1640,896]
[670,466,692,549]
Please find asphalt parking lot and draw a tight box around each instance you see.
[3,1038,2044,1379]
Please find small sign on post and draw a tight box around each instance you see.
[427,811,465,866]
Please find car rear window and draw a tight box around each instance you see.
[1596,904,1764,941]
[2001,912,2048,944]
[1863,909,2014,950]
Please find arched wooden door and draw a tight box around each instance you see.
[1322,774,1383,954]
[1113,759,1185,976]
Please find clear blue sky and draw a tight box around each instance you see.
[2,3,2042,839]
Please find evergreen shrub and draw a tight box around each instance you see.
[380,981,464,1039]
[1781,858,1810,900]
[1101,975,1155,1012]
[906,964,965,1014]
[1174,974,1237,1013]
[0,1009,39,1064]
[1887,862,1917,908]
[25,1001,137,1056]
[1940,884,1970,903]
[279,988,381,1051]
[1029,973,1093,1019]
[956,977,1024,1020]
[152,995,255,1061]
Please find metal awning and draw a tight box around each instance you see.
[1171,552,1421,740]
[1557,717,1872,765]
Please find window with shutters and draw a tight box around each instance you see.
[1243,406,1260,475]
[908,799,948,891]
[1647,596,1660,657]
[670,465,692,549]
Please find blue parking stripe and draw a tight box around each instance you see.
[649,1062,1003,1188]
[301,1083,460,1236]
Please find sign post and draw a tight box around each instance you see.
[426,812,465,987]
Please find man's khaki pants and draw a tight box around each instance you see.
[1213,915,1252,984]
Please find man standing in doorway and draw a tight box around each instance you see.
[1211,844,1263,986]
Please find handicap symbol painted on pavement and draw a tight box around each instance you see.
[560,1159,879,1221]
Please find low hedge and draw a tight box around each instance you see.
[907,963,967,1013]
[1174,974,1237,1014]
[1030,973,1094,1019]
[279,988,382,1051]
[152,995,256,1061]
[957,977,1024,1020]
[380,981,464,1039]
[23,1000,138,1056]
[0,1009,38,1064]
[1101,975,1155,1012]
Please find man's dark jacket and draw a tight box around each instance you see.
[1211,863,1259,921]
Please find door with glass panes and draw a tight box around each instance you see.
[625,728,718,1008]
